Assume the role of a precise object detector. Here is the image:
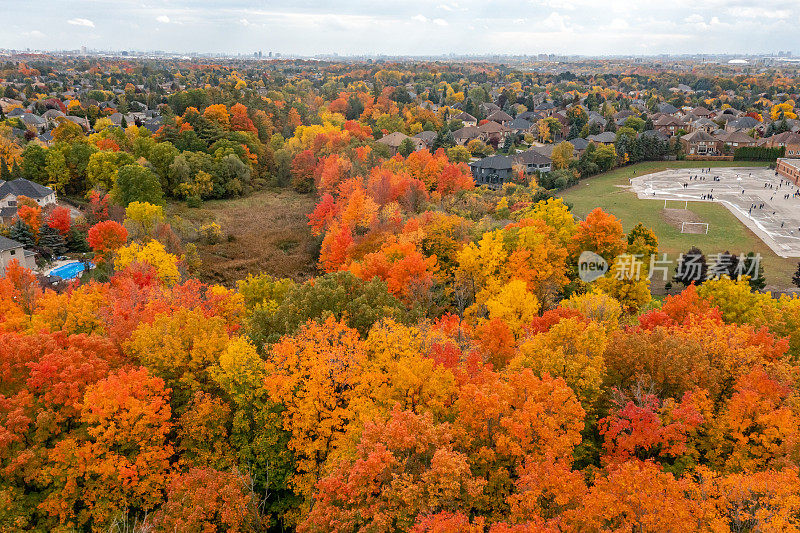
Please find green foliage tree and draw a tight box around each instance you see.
[242,271,408,347]
[113,164,164,207]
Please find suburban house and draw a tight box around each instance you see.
[0,97,23,114]
[690,106,713,119]
[486,110,513,125]
[413,130,437,148]
[586,132,617,145]
[688,118,718,134]
[453,126,481,145]
[42,109,67,128]
[657,103,680,116]
[469,155,515,184]
[725,116,759,132]
[715,131,757,150]
[477,121,512,144]
[653,115,684,136]
[452,112,477,127]
[760,131,800,157]
[535,101,557,116]
[20,113,47,134]
[0,235,36,276]
[512,150,553,173]
[777,158,800,184]
[507,117,534,135]
[680,130,719,156]
[376,131,425,155]
[0,179,57,210]
[479,102,501,116]
[468,150,553,185]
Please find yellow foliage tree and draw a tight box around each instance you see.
[114,240,180,285]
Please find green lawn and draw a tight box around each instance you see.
[557,161,797,288]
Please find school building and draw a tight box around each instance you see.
[777,158,800,184]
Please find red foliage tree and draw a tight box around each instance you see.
[87,220,128,262]
[45,205,72,237]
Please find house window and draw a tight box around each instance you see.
[9,250,15,256]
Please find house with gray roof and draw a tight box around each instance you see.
[507,118,534,134]
[0,178,56,209]
[453,126,481,145]
[486,110,513,125]
[657,103,680,115]
[725,116,759,132]
[587,132,617,145]
[413,130,437,148]
[0,235,36,275]
[469,150,552,185]
[376,131,425,155]
[452,112,477,127]
[19,113,47,133]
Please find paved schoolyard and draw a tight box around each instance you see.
[630,167,800,258]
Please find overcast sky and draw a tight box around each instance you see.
[3,0,799,56]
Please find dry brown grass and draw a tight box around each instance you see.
[168,189,319,286]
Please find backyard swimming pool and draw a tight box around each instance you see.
[49,261,91,280]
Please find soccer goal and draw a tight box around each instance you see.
[681,222,709,234]
[664,199,689,209]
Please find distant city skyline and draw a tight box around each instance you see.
[2,0,799,57]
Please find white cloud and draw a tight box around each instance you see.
[433,18,448,26]
[239,18,252,26]
[412,14,429,23]
[537,0,579,11]
[23,30,44,38]
[156,15,170,23]
[684,14,704,23]
[727,6,791,19]
[67,18,95,28]
[606,18,629,30]
[540,12,571,32]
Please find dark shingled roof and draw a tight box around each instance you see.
[512,150,552,166]
[0,178,53,199]
[0,235,24,252]
[469,154,512,171]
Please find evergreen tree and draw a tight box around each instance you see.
[398,137,416,157]
[345,94,364,120]
[431,127,455,152]
[740,252,766,292]
[792,262,800,289]
[120,115,128,128]
[9,219,35,247]
[67,226,90,253]
[709,251,739,280]
[11,160,21,179]
[38,224,66,256]
[0,159,11,182]
[674,246,708,286]
[501,135,514,154]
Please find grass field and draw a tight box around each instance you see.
[168,189,319,286]
[558,160,798,288]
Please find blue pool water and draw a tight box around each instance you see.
[49,261,91,280]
